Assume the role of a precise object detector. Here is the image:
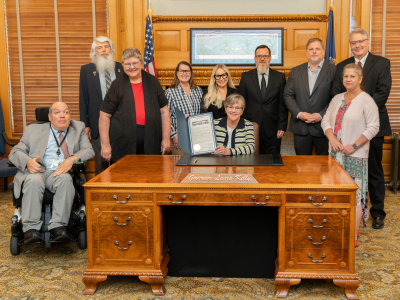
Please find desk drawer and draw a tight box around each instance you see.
[285,228,349,248]
[91,205,153,226]
[90,192,153,203]
[286,193,350,204]
[156,192,282,206]
[286,208,350,228]
[285,248,349,270]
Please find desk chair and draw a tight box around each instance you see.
[251,122,260,155]
[10,107,88,255]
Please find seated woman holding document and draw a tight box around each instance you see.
[214,93,255,155]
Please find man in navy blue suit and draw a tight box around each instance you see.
[79,36,123,175]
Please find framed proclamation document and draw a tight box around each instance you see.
[176,109,217,156]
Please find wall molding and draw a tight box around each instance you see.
[153,14,329,23]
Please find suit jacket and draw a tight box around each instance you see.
[79,62,123,138]
[284,61,336,137]
[9,120,95,198]
[331,53,392,137]
[239,68,288,138]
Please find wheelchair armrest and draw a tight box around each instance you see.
[2,132,17,147]
[7,160,16,168]
[72,160,87,174]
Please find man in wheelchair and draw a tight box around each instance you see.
[9,102,94,244]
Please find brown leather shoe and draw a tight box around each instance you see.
[24,229,43,244]
[49,226,72,242]
[372,217,384,229]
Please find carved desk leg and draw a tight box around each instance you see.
[274,278,301,298]
[82,273,107,295]
[139,275,166,296]
[333,279,359,299]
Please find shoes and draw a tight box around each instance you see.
[24,229,43,244]
[355,240,359,247]
[49,226,72,242]
[372,217,384,229]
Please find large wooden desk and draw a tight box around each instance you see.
[82,155,360,299]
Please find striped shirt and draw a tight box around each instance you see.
[165,85,203,139]
[214,117,255,156]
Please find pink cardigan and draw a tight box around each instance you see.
[321,92,379,159]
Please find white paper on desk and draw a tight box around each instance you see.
[188,114,216,155]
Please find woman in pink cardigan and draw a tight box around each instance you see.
[321,63,379,247]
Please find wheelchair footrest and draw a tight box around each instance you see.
[48,234,75,243]
[18,239,43,246]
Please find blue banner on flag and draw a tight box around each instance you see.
[325,9,336,65]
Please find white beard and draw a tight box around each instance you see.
[256,64,269,74]
[94,53,116,73]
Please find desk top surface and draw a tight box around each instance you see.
[85,155,358,190]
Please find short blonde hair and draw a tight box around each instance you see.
[121,47,143,65]
[348,28,369,41]
[224,93,246,110]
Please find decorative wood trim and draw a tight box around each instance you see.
[153,14,329,23]
[276,274,359,280]
[84,271,164,276]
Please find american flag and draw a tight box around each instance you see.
[144,15,157,77]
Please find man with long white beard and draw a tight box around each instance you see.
[239,45,288,154]
[79,36,123,175]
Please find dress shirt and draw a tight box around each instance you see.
[43,125,68,171]
[99,69,116,100]
[258,68,270,89]
[354,52,369,68]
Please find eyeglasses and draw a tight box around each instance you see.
[214,73,228,80]
[226,106,243,112]
[255,55,271,59]
[350,39,368,46]
[178,70,191,74]
[124,62,141,68]
[96,45,110,50]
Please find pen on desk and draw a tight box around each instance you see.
[194,159,198,163]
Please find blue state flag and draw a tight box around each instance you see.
[325,9,336,65]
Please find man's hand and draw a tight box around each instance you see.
[53,156,75,177]
[172,136,179,151]
[101,143,112,162]
[277,130,285,139]
[161,139,171,155]
[27,156,41,174]
[305,113,322,124]
[85,127,91,138]
[298,112,311,122]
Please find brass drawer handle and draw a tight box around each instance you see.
[113,216,132,226]
[308,195,327,206]
[114,240,132,250]
[308,235,327,245]
[308,218,327,228]
[251,195,269,205]
[113,195,131,204]
[168,194,186,204]
[308,253,326,263]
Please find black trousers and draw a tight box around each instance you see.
[110,125,145,165]
[259,125,282,154]
[293,133,329,155]
[368,136,386,219]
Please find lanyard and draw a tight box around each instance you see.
[50,124,69,157]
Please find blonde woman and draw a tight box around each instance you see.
[200,64,237,119]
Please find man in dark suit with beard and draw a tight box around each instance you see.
[332,28,392,229]
[79,36,123,175]
[239,45,288,154]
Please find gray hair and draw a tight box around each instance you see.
[121,47,143,65]
[306,38,325,50]
[224,93,246,111]
[90,36,116,63]
[348,28,369,41]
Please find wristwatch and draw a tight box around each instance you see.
[352,143,358,149]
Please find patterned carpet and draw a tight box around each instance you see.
[0,190,399,300]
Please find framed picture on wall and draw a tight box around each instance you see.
[190,28,284,66]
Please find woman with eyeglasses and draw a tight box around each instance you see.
[165,61,203,154]
[99,47,171,164]
[214,93,255,155]
[200,64,237,119]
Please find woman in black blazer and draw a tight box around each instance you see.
[200,64,237,119]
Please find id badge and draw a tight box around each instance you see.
[51,159,60,169]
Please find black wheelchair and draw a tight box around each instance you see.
[9,107,89,255]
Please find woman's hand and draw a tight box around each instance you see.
[341,145,356,156]
[172,136,179,150]
[161,139,171,155]
[329,137,343,152]
[101,143,112,162]
[214,145,230,156]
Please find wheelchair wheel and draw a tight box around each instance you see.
[10,236,21,256]
[78,230,87,250]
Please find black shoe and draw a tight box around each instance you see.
[24,229,43,244]
[49,226,72,242]
[372,217,384,229]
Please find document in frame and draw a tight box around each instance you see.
[187,113,217,155]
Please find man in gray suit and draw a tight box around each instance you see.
[284,38,336,155]
[10,102,94,244]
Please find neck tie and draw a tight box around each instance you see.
[261,74,267,100]
[105,70,112,93]
[358,61,362,68]
[58,131,70,159]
